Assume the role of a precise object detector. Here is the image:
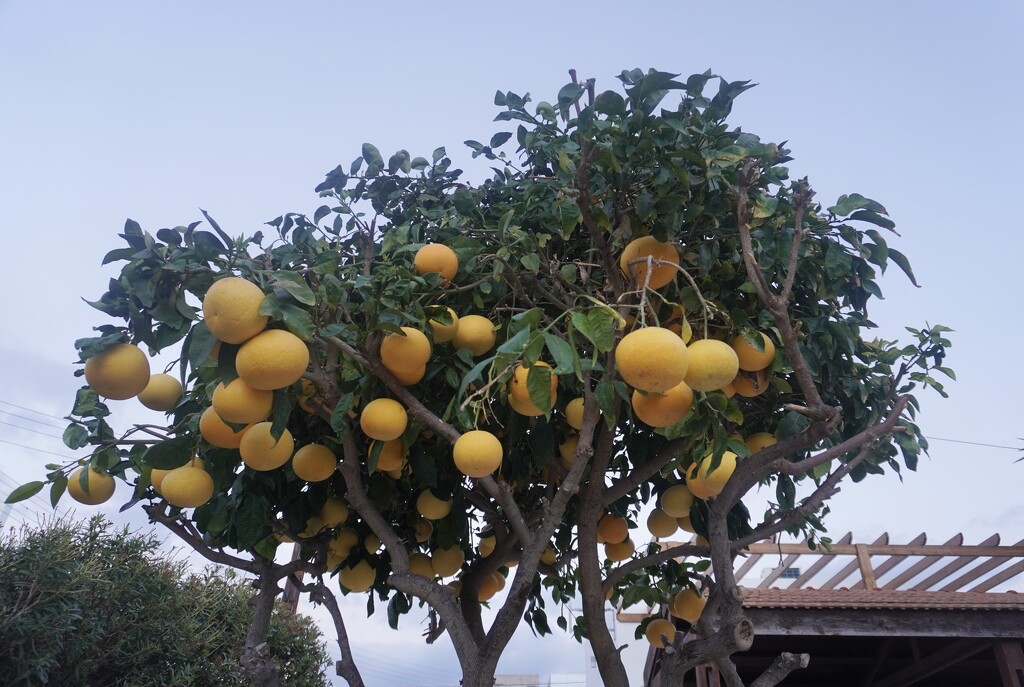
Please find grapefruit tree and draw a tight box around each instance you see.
[7,68,952,687]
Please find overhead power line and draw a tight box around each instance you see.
[0,420,64,441]
[0,438,76,460]
[0,409,65,430]
[924,436,1020,451]
[0,400,67,422]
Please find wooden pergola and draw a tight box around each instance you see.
[621,532,1024,687]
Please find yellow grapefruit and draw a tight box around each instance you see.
[359,398,408,441]
[161,466,214,508]
[670,588,706,623]
[414,243,458,284]
[319,497,349,527]
[732,332,776,371]
[379,327,432,375]
[291,443,337,482]
[212,378,273,424]
[371,439,405,472]
[631,381,694,428]
[619,236,680,290]
[198,407,253,449]
[647,509,678,538]
[565,397,586,430]
[645,618,678,648]
[604,538,635,562]
[339,560,376,593]
[745,432,777,453]
[409,552,435,578]
[453,430,503,478]
[733,369,770,397]
[236,329,310,390]
[84,343,150,400]
[597,514,629,544]
[202,277,268,344]
[615,327,689,393]
[67,467,115,505]
[431,546,465,577]
[660,484,696,518]
[683,339,740,392]
[429,307,460,343]
[137,373,182,411]
[416,489,452,520]
[452,315,496,356]
[239,422,294,471]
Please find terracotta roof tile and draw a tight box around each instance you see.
[739,587,1024,611]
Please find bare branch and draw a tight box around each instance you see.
[310,582,366,687]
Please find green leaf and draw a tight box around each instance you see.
[330,393,355,436]
[269,391,293,441]
[526,365,553,414]
[234,495,269,551]
[520,253,541,273]
[280,304,316,341]
[489,132,512,148]
[143,437,194,470]
[271,272,316,306]
[849,210,895,230]
[828,193,887,217]
[752,195,778,219]
[63,424,90,450]
[887,248,920,287]
[5,481,45,504]
[544,333,577,376]
[50,475,67,507]
[361,142,383,168]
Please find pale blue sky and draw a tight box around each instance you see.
[2,2,1022,685]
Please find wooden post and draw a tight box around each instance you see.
[281,542,303,613]
[995,641,1024,687]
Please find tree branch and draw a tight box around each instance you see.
[310,581,366,687]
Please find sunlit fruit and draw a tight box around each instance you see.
[84,343,150,400]
[453,430,503,478]
[684,339,740,392]
[670,588,706,623]
[339,560,376,593]
[137,373,182,411]
[416,489,452,520]
[645,618,678,648]
[161,466,214,508]
[235,329,309,391]
[604,538,635,562]
[631,381,694,428]
[616,327,689,393]
[619,236,680,290]
[414,243,459,284]
[660,484,696,518]
[509,393,545,417]
[379,327,432,376]
[452,315,496,356]
[201,277,268,344]
[291,443,337,482]
[212,378,273,424]
[689,451,738,498]
[733,369,770,398]
[732,332,776,372]
[647,509,679,539]
[239,422,294,471]
[67,467,115,505]
[598,514,629,544]
[431,546,465,577]
[391,364,426,385]
[685,463,718,500]
[359,398,408,441]
[199,407,253,449]
[429,306,460,343]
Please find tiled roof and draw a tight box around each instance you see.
[740,586,1024,611]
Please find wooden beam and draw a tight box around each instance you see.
[758,544,805,589]
[795,532,854,588]
[974,559,1024,592]
[943,538,1024,591]
[822,533,889,589]
[856,544,878,590]
[742,542,1023,558]
[868,638,991,687]
[854,533,926,590]
[860,637,896,686]
[744,607,1024,638]
[994,640,1024,687]
[883,533,963,590]
[912,534,1001,590]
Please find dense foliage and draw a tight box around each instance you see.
[0,516,330,687]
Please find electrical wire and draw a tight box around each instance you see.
[0,400,66,421]
[0,438,76,460]
[924,436,1020,451]
[0,420,64,440]
[0,409,65,430]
